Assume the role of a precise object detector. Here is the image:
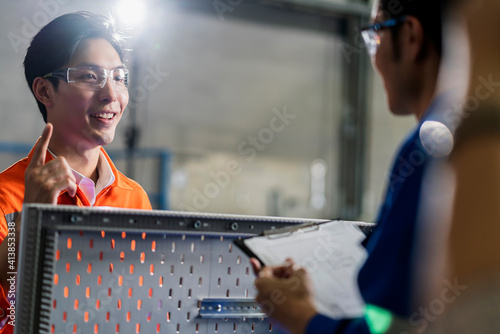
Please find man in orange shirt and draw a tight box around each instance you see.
[0,12,152,332]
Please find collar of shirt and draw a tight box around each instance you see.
[47,148,116,206]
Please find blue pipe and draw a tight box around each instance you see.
[0,142,32,155]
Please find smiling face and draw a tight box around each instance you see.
[45,38,129,151]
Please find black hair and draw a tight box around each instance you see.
[23,11,127,122]
[379,0,445,60]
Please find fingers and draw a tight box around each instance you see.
[251,257,292,278]
[250,258,262,276]
[24,124,79,204]
[282,258,297,278]
[24,155,77,204]
[257,259,298,279]
[255,264,293,300]
[254,264,310,303]
[30,123,53,167]
[258,265,275,278]
[65,178,78,197]
[254,260,304,292]
[52,177,78,200]
[49,158,77,197]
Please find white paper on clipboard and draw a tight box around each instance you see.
[244,220,368,319]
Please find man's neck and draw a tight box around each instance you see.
[48,142,101,183]
[410,56,441,121]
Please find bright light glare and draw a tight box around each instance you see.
[116,0,147,27]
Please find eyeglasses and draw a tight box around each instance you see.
[361,16,407,57]
[43,66,129,91]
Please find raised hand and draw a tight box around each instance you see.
[23,123,77,204]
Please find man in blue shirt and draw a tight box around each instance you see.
[252,0,454,332]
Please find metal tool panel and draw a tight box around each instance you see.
[15,205,374,334]
[48,231,268,334]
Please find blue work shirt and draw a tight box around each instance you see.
[305,97,454,333]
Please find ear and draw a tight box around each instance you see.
[402,16,426,61]
[32,77,55,107]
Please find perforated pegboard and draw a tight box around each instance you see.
[15,204,374,334]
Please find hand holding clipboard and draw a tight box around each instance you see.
[234,220,369,319]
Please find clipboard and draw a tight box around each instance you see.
[234,219,369,319]
[234,221,327,267]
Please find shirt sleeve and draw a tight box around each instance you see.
[306,314,371,334]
